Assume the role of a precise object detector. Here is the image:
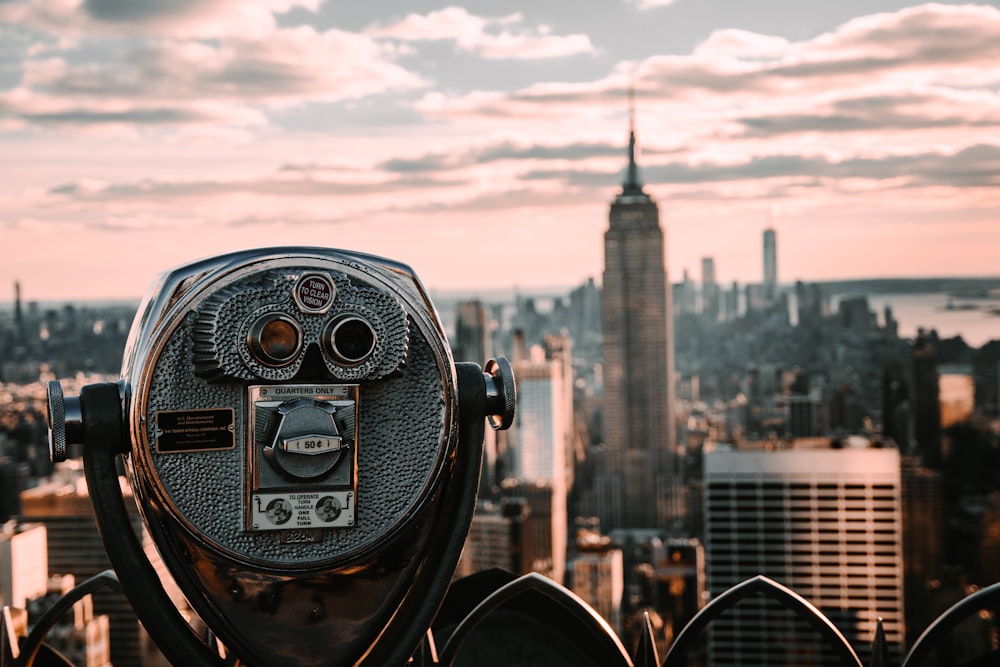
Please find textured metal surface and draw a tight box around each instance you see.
[126,255,451,568]
[45,381,67,463]
[144,317,446,565]
[191,269,408,383]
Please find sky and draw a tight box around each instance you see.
[1,0,999,302]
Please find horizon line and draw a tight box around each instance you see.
[2,274,1000,308]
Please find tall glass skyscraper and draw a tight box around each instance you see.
[508,337,572,583]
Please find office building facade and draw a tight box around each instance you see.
[703,443,906,665]
[507,337,571,582]
[572,547,625,635]
[0,523,47,610]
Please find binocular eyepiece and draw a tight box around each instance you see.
[46,247,515,667]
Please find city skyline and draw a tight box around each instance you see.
[2,1,999,301]
[3,190,1000,662]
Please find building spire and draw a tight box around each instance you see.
[622,83,645,196]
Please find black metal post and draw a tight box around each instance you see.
[79,383,225,667]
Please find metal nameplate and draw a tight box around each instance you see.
[156,408,235,452]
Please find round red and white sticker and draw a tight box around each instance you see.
[294,273,336,313]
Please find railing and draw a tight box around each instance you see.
[4,569,999,666]
[421,570,1000,667]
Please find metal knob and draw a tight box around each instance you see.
[483,358,516,431]
[46,380,83,463]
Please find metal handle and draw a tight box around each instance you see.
[483,358,516,431]
[46,380,83,463]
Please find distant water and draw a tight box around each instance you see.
[860,293,1000,347]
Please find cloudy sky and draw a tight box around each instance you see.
[2,1,999,301]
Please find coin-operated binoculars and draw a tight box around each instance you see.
[46,248,515,667]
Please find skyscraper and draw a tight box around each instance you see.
[900,456,943,647]
[701,256,720,320]
[507,337,572,582]
[456,495,552,579]
[571,545,624,634]
[599,111,679,531]
[0,523,47,610]
[912,329,942,468]
[13,281,24,345]
[452,300,490,364]
[703,441,906,665]
[763,228,777,301]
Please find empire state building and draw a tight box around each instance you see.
[599,121,680,531]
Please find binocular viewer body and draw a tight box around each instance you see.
[47,247,514,666]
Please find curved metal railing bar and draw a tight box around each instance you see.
[438,572,634,667]
[11,566,1000,667]
[79,383,226,667]
[659,575,864,667]
[15,571,121,667]
[902,580,1000,667]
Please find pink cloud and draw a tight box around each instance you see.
[417,4,1000,116]
[1,26,426,130]
[367,6,595,60]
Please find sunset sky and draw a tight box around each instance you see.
[1,1,999,302]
